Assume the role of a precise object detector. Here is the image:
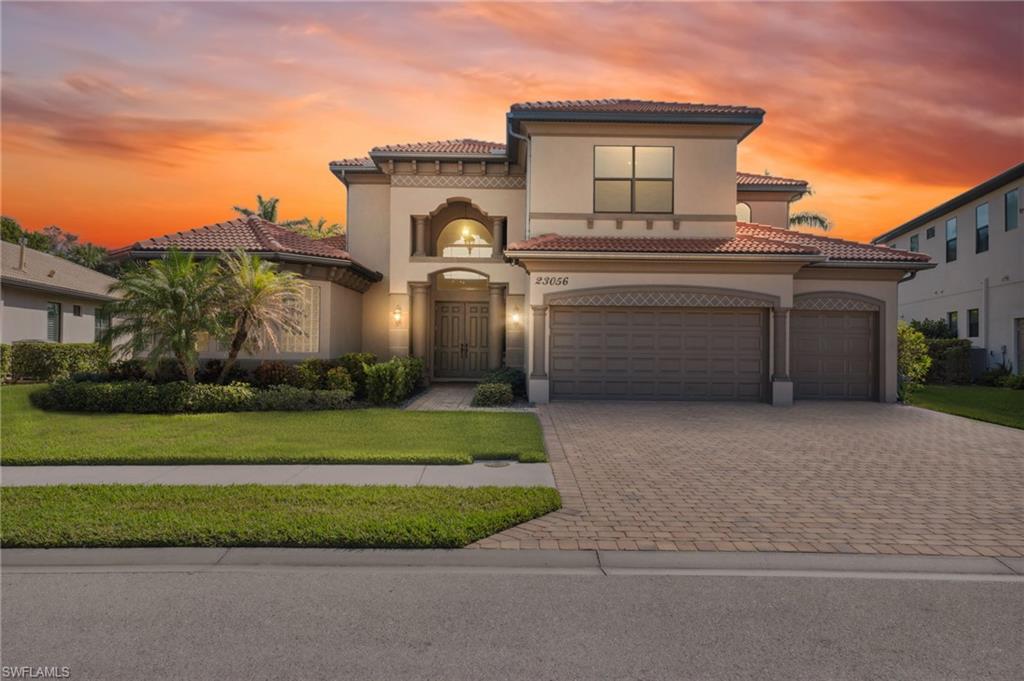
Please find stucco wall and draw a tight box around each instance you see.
[1,286,103,344]
[882,177,1023,370]
[746,200,791,230]
[528,134,737,238]
[346,182,392,359]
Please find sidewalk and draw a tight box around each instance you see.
[0,462,555,488]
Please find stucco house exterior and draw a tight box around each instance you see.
[872,162,1023,373]
[1,241,119,344]
[118,98,933,404]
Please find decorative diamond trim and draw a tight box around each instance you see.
[550,290,773,308]
[794,294,880,311]
[391,175,526,189]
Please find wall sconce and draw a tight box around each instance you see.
[510,306,521,327]
[392,305,403,327]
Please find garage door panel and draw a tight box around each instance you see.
[550,306,767,401]
[792,310,877,401]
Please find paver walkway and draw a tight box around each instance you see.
[404,383,532,411]
[473,402,1024,557]
[0,463,555,488]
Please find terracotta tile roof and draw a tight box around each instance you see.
[505,232,818,256]
[1,242,119,300]
[319,234,347,251]
[329,156,376,168]
[735,222,931,263]
[736,171,808,188]
[510,99,763,116]
[111,216,380,278]
[506,222,931,264]
[370,139,507,156]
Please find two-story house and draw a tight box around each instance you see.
[118,99,932,404]
[871,163,1024,373]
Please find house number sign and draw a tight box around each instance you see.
[535,276,570,286]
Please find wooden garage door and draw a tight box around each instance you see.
[549,306,768,400]
[791,310,877,400]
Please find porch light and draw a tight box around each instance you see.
[510,307,521,326]
[392,305,403,326]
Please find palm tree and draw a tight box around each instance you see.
[216,250,305,384]
[67,243,109,270]
[233,194,306,227]
[789,211,832,231]
[103,250,223,383]
[293,216,344,239]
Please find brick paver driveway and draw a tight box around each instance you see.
[473,402,1024,556]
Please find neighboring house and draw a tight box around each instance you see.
[119,98,933,404]
[1,241,119,344]
[872,162,1024,373]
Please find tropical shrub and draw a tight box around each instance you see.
[295,358,336,389]
[197,359,249,385]
[337,352,376,398]
[253,360,303,388]
[108,359,148,381]
[9,342,107,382]
[472,383,514,407]
[909,318,957,339]
[324,366,355,393]
[924,339,972,384]
[363,360,406,406]
[395,356,425,396]
[997,373,1024,390]
[0,343,11,381]
[152,358,187,384]
[896,321,931,401]
[481,366,527,398]
[252,385,354,411]
[977,363,1012,387]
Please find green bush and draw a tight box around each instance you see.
[472,383,514,407]
[108,359,148,381]
[0,343,11,381]
[295,358,336,389]
[337,352,376,398]
[324,366,355,393]
[925,339,972,384]
[253,360,303,388]
[10,342,107,382]
[481,366,527,398]
[909,318,957,339]
[152,358,186,384]
[363,360,405,406]
[896,321,931,401]
[997,373,1024,390]
[395,356,424,396]
[197,359,249,385]
[29,379,352,413]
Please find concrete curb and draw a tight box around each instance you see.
[3,548,1021,577]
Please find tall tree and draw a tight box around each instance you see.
[232,194,306,227]
[2,216,55,252]
[789,211,832,231]
[103,250,223,383]
[216,251,305,384]
[292,216,344,239]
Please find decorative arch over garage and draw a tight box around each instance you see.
[793,291,883,312]
[543,284,781,309]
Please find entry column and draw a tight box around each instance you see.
[771,306,793,406]
[488,283,507,369]
[529,305,550,404]
[410,283,430,375]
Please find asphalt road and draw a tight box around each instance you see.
[2,569,1021,681]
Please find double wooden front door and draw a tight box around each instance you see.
[434,302,489,378]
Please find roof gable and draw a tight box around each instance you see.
[1,242,119,300]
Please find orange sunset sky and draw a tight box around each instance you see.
[2,1,1022,247]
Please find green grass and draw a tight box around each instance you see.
[1,385,546,465]
[910,385,1024,430]
[0,484,561,548]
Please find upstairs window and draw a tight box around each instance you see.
[909,234,919,252]
[1006,189,1019,231]
[436,219,493,258]
[926,226,935,239]
[945,217,957,262]
[594,146,673,213]
[975,203,989,253]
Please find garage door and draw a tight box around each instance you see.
[549,306,768,400]
[791,310,877,400]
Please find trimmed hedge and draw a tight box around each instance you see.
[0,343,10,381]
[29,379,354,414]
[481,367,527,398]
[9,342,107,382]
[253,360,303,388]
[925,339,972,385]
[472,383,514,407]
[363,356,424,406]
[338,352,376,398]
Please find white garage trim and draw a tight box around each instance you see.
[544,284,781,309]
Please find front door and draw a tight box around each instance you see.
[434,302,489,378]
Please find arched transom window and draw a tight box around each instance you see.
[437,218,493,258]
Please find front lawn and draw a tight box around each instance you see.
[1,385,546,465]
[0,484,560,548]
[910,385,1024,430]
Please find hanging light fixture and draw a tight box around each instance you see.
[392,305,403,326]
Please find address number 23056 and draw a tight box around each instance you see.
[535,276,569,286]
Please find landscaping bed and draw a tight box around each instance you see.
[0,484,561,548]
[1,385,547,464]
[910,385,1024,430]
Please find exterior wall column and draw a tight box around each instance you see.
[531,305,548,379]
[771,307,793,406]
[413,215,427,257]
[491,217,506,254]
[410,282,430,374]
[488,283,506,369]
